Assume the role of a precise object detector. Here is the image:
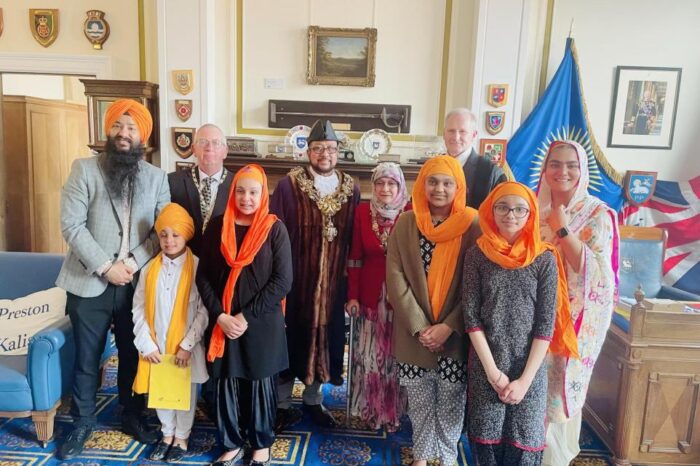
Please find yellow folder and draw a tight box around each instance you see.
[147,354,191,411]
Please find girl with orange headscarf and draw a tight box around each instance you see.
[386,155,480,466]
[195,165,293,466]
[463,182,577,465]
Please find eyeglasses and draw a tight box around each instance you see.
[309,145,339,155]
[194,138,226,148]
[493,204,530,219]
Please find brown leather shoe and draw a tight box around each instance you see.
[274,406,303,433]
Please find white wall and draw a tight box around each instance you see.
[0,0,141,80]
[543,0,700,181]
[2,74,65,99]
[240,0,447,135]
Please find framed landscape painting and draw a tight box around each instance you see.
[307,26,377,87]
[608,66,681,149]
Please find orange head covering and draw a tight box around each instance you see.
[208,164,279,362]
[133,204,195,394]
[477,181,579,358]
[103,99,153,143]
[155,203,195,242]
[412,155,478,320]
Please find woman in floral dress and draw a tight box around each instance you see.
[536,141,619,466]
[346,162,409,431]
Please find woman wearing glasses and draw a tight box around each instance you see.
[345,162,409,432]
[537,141,618,466]
[463,182,577,466]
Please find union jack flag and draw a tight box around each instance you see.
[620,175,700,295]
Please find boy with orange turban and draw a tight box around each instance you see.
[131,203,209,462]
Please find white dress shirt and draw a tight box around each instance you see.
[309,167,340,197]
[132,253,209,384]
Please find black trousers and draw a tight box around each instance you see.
[216,376,276,450]
[66,284,145,426]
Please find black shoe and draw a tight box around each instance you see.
[57,424,93,460]
[149,440,172,461]
[165,444,187,462]
[250,448,271,466]
[210,447,244,466]
[307,403,337,428]
[121,414,159,444]
[274,406,303,433]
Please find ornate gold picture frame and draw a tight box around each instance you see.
[307,26,377,87]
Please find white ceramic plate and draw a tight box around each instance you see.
[358,128,392,160]
[284,125,311,155]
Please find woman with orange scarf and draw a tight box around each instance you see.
[386,155,480,466]
[196,165,293,466]
[463,182,577,466]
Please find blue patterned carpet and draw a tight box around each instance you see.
[0,355,614,465]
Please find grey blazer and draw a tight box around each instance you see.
[56,154,171,298]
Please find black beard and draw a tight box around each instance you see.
[101,137,144,200]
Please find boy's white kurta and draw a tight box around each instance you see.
[132,253,209,384]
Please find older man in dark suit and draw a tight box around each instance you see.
[56,100,170,459]
[168,124,232,258]
[443,108,507,209]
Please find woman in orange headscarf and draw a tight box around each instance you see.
[196,165,293,466]
[386,155,480,466]
[463,182,577,466]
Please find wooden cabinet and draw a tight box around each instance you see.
[584,298,700,466]
[2,96,91,253]
[80,79,159,156]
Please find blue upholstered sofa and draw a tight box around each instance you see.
[0,251,72,447]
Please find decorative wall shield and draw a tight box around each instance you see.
[0,9,4,38]
[479,138,507,167]
[172,127,195,158]
[485,111,505,135]
[487,83,508,107]
[624,170,657,206]
[172,70,194,95]
[83,10,110,50]
[30,9,59,48]
[175,99,192,122]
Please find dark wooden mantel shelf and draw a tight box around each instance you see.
[223,155,423,199]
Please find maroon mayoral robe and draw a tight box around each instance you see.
[270,166,360,385]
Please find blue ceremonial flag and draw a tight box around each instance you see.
[506,38,624,211]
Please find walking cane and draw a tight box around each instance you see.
[345,305,357,427]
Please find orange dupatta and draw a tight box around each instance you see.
[412,155,477,320]
[133,203,195,393]
[207,164,278,362]
[476,182,579,358]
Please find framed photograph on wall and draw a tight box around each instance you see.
[608,66,681,149]
[307,26,377,87]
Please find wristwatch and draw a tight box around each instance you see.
[556,226,569,238]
